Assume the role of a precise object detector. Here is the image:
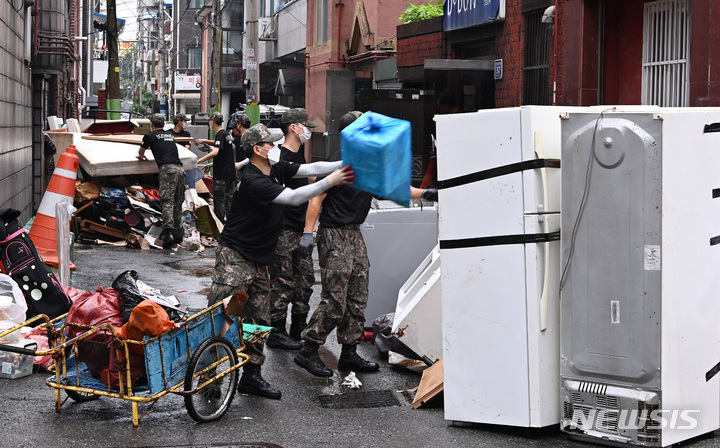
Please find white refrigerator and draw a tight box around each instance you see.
[560,107,720,446]
[435,106,570,427]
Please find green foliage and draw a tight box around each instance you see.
[398,0,443,24]
[131,88,153,117]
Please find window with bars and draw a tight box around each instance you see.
[642,0,690,106]
[523,10,550,105]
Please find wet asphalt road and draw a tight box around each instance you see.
[1,243,719,448]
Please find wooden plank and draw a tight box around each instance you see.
[412,358,443,409]
[82,134,195,144]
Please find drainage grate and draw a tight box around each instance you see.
[318,389,411,409]
[129,444,282,448]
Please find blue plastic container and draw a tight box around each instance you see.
[340,111,411,207]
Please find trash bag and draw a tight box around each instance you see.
[371,313,421,360]
[112,270,186,323]
[0,274,28,330]
[341,111,412,207]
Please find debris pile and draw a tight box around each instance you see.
[73,180,222,252]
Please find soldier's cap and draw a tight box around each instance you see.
[172,113,188,124]
[339,111,363,132]
[241,123,283,151]
[281,108,317,128]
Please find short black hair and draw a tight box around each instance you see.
[210,111,224,125]
[280,122,291,136]
[150,113,165,128]
[234,114,251,129]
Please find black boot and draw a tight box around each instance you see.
[338,344,379,373]
[294,342,333,377]
[266,319,301,350]
[237,363,281,399]
[158,228,175,249]
[289,313,308,341]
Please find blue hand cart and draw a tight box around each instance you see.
[0,301,270,426]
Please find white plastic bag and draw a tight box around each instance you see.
[0,274,28,329]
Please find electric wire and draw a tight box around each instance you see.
[558,107,616,295]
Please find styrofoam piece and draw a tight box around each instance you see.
[75,140,197,177]
[392,244,442,363]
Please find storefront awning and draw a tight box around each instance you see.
[424,59,494,71]
[173,93,201,100]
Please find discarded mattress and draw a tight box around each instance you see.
[76,139,197,177]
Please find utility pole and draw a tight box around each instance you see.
[158,0,167,119]
[106,0,121,118]
[245,0,259,105]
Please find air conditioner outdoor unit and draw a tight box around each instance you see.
[259,16,277,41]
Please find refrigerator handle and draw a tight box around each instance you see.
[535,131,550,331]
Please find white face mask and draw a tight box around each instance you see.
[259,145,281,165]
[181,121,188,130]
[295,124,312,144]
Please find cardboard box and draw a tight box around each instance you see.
[0,339,37,379]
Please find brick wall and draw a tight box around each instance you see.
[493,1,524,108]
[0,3,34,223]
[397,17,443,83]
[98,89,107,119]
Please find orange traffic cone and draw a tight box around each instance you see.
[28,144,79,268]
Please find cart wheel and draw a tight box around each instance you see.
[184,335,238,423]
[66,390,100,402]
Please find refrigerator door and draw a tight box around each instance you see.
[435,108,525,240]
[561,112,662,386]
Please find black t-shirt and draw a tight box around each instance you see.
[319,151,373,228]
[141,129,182,167]
[279,144,309,232]
[171,129,192,147]
[219,160,301,265]
[212,129,236,180]
[233,134,247,165]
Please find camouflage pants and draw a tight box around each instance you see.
[213,178,237,223]
[206,245,271,365]
[158,164,185,239]
[302,225,369,346]
[269,228,314,324]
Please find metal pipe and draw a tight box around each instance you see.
[552,0,558,105]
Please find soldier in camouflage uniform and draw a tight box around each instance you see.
[195,112,236,223]
[294,111,439,378]
[137,113,186,248]
[294,111,380,377]
[266,108,318,351]
[205,123,352,399]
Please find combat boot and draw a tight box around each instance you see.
[338,344,379,373]
[289,313,308,341]
[266,319,301,350]
[236,363,281,399]
[294,342,333,377]
[158,228,175,249]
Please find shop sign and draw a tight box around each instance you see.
[444,0,505,31]
[176,74,202,90]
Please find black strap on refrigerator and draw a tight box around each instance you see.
[437,158,561,190]
[439,230,561,250]
[703,123,720,133]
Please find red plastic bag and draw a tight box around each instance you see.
[66,286,124,334]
